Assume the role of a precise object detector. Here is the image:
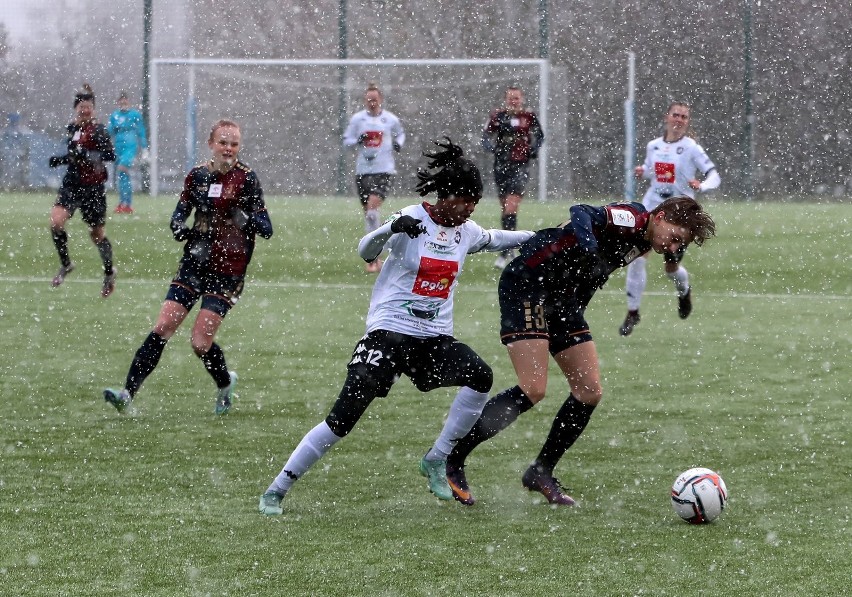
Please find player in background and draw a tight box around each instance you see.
[482,85,544,270]
[620,101,721,336]
[445,197,716,506]
[259,139,534,516]
[48,83,117,297]
[342,82,406,273]
[107,91,148,214]
[103,120,272,416]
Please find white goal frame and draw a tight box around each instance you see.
[149,58,549,198]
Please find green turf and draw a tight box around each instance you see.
[0,193,849,596]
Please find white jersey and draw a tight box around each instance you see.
[640,135,717,209]
[359,203,533,338]
[342,109,406,175]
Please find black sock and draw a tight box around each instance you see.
[96,237,114,275]
[448,385,534,465]
[125,332,168,397]
[52,229,70,267]
[533,394,596,473]
[200,343,231,388]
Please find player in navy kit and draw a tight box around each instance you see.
[445,197,717,506]
[259,139,534,516]
[342,82,406,272]
[482,86,544,269]
[103,120,272,415]
[48,83,117,297]
[620,101,721,335]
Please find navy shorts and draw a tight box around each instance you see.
[356,173,392,204]
[494,162,530,197]
[498,267,593,355]
[165,257,245,317]
[55,184,107,227]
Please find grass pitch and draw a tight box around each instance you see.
[0,193,849,596]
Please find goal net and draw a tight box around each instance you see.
[150,58,554,199]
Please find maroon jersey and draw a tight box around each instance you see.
[171,161,272,277]
[61,121,115,186]
[482,109,544,164]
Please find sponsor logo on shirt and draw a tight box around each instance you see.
[412,256,458,299]
[655,162,676,183]
[610,208,636,228]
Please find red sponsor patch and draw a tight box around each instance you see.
[412,257,458,299]
[363,130,383,147]
[655,162,676,183]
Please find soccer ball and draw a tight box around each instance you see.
[671,467,728,524]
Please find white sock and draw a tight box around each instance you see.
[365,209,381,233]
[266,421,343,496]
[667,266,690,297]
[425,386,490,461]
[625,256,647,312]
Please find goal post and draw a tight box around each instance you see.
[149,58,549,199]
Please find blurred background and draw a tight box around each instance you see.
[1,0,850,199]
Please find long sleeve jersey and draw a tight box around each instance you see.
[513,201,653,297]
[640,136,718,206]
[171,160,273,277]
[481,109,544,165]
[54,121,115,186]
[342,109,405,175]
[358,202,533,337]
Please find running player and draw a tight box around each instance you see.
[48,83,117,297]
[259,138,534,516]
[620,101,721,336]
[103,119,273,415]
[482,85,544,269]
[342,82,406,273]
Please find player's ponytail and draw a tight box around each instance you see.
[415,137,483,199]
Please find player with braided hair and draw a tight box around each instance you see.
[259,138,534,515]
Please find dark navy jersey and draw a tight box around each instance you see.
[59,121,115,186]
[171,161,273,277]
[512,201,652,294]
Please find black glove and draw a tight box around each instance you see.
[171,221,191,242]
[529,148,539,160]
[392,142,401,153]
[49,156,64,168]
[231,206,251,231]
[357,133,368,145]
[391,215,426,239]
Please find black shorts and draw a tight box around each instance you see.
[356,173,392,204]
[498,268,593,355]
[165,257,246,317]
[55,184,107,227]
[494,162,530,197]
[346,329,492,397]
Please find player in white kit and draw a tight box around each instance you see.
[259,139,534,515]
[620,101,721,336]
[343,82,406,272]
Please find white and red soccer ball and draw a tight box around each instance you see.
[671,467,728,524]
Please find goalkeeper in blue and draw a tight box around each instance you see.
[107,92,148,214]
[259,139,534,516]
